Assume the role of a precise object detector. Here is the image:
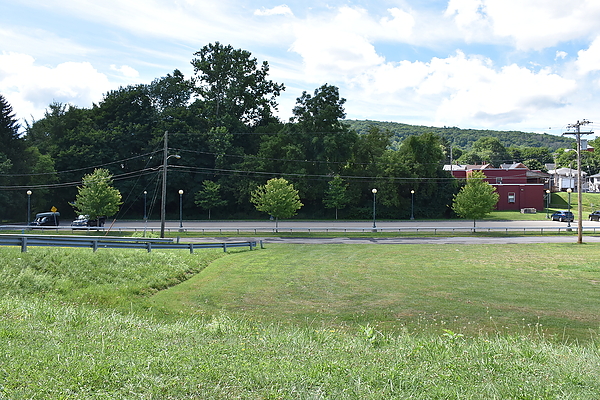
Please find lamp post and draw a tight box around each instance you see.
[371,188,377,230]
[26,190,32,225]
[567,188,572,230]
[143,191,148,237]
[545,189,551,219]
[143,191,148,220]
[178,189,184,229]
[410,190,415,220]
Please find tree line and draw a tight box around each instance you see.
[0,42,583,223]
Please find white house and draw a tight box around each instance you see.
[547,167,587,191]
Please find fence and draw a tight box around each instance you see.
[0,234,260,253]
[1,224,596,235]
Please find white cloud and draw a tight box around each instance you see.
[110,64,140,78]
[556,51,568,60]
[445,0,600,51]
[0,52,110,122]
[0,26,90,60]
[444,0,491,42]
[352,51,577,128]
[254,5,293,17]
[576,37,600,74]
[380,8,415,39]
[289,7,385,81]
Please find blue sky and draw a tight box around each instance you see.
[2,0,600,135]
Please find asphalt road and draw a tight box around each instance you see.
[104,219,600,245]
[112,219,581,230]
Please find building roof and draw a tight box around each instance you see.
[499,162,528,169]
[443,164,491,171]
[548,167,587,176]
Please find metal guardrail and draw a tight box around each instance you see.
[0,234,260,253]
[1,224,595,235]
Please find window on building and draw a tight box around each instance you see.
[496,177,503,184]
[508,192,515,203]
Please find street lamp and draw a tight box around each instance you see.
[143,191,148,237]
[410,190,415,220]
[179,189,184,229]
[545,189,551,219]
[372,188,377,229]
[567,188,572,230]
[143,191,148,220]
[26,190,32,225]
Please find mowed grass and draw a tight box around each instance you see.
[1,244,600,398]
[150,243,600,341]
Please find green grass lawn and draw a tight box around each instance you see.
[150,243,600,341]
[1,244,600,398]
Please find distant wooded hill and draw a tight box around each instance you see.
[344,120,574,151]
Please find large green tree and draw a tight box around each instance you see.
[452,170,499,229]
[191,42,285,131]
[290,84,357,170]
[251,178,303,231]
[72,169,122,222]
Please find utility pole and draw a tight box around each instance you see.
[160,131,168,238]
[563,120,593,244]
[160,132,181,238]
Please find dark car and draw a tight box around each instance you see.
[71,215,106,228]
[589,211,600,221]
[29,212,60,226]
[551,211,574,222]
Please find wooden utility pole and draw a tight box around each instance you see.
[160,131,168,238]
[564,120,593,244]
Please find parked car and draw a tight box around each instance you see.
[29,212,60,226]
[589,211,600,221]
[71,215,106,227]
[551,211,574,222]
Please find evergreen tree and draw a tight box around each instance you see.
[0,94,27,221]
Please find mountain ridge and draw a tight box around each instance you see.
[343,119,574,151]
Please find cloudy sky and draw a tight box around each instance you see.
[2,0,600,135]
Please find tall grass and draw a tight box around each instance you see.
[2,296,599,399]
[1,246,599,398]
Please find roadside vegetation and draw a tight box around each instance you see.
[1,244,599,398]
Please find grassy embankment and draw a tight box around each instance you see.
[1,244,600,398]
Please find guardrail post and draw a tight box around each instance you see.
[189,243,194,254]
[260,240,264,249]
[146,242,152,253]
[223,243,227,252]
[20,237,27,253]
[93,240,98,252]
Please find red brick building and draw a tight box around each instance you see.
[444,163,549,211]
